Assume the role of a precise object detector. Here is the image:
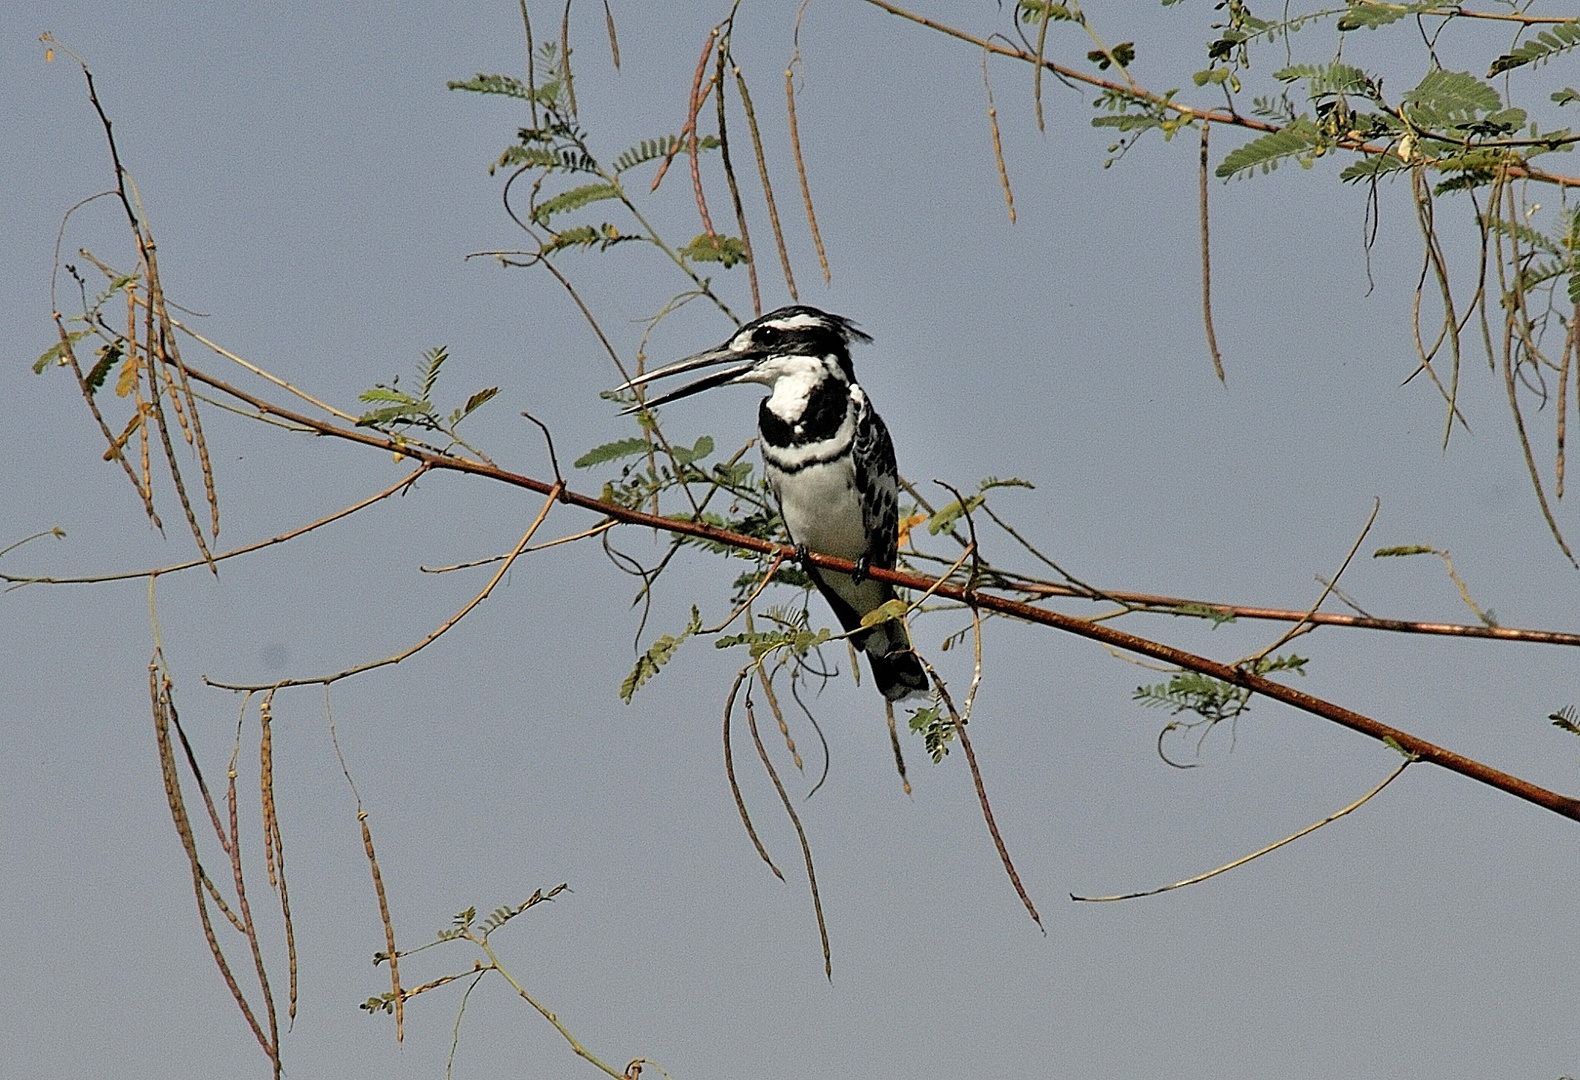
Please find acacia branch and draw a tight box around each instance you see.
[999,578,1580,648]
[174,360,1580,827]
[862,0,1580,189]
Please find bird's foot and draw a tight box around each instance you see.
[852,555,871,585]
[793,543,812,569]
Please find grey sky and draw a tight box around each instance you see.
[4,3,1577,1077]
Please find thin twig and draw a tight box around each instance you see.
[1244,497,1379,664]
[1072,756,1413,902]
[325,688,403,1041]
[884,698,911,796]
[982,50,1016,224]
[1199,122,1226,382]
[745,677,831,978]
[733,66,798,301]
[419,520,615,574]
[3,467,427,589]
[715,27,760,313]
[723,670,785,880]
[205,483,563,691]
[926,659,1043,932]
[784,57,830,282]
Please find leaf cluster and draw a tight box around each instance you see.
[714,622,833,662]
[622,607,701,702]
[356,347,499,450]
[1489,23,1580,78]
[907,704,955,763]
[1135,653,1307,726]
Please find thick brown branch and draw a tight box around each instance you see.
[175,361,1580,826]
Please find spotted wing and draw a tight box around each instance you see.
[851,390,900,573]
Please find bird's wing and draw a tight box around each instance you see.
[852,393,900,572]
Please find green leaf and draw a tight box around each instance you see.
[358,386,419,405]
[683,233,750,268]
[1091,112,1164,134]
[1335,2,1434,31]
[531,183,621,225]
[1249,653,1308,677]
[420,346,449,401]
[1087,42,1135,70]
[611,134,718,173]
[460,386,499,418]
[356,403,434,427]
[928,494,983,535]
[493,145,598,176]
[621,607,701,702]
[1555,89,1580,108]
[1549,706,1580,736]
[669,434,715,467]
[574,436,650,469]
[1216,118,1322,179]
[1169,602,1237,627]
[713,626,831,660]
[1483,213,1560,255]
[34,329,92,374]
[1433,168,1498,196]
[447,73,537,101]
[1274,62,1375,99]
[543,223,635,254]
[1017,1,1075,24]
[908,704,955,762]
[1135,671,1252,724]
[860,599,909,629]
[1489,24,1580,77]
[1340,154,1411,184]
[980,476,1035,493]
[85,341,122,396]
[1402,70,1501,128]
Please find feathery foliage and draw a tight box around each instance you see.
[1489,23,1580,77]
[1135,654,1307,726]
[622,607,702,702]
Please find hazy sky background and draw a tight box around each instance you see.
[4,2,1578,1077]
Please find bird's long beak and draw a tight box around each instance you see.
[614,343,758,415]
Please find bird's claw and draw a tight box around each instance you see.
[852,555,871,585]
[793,543,811,569]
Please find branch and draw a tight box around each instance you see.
[174,360,1580,827]
[1071,755,1414,902]
[861,0,1580,189]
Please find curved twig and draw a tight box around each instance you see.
[1072,755,1414,902]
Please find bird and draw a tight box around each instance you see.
[616,305,930,701]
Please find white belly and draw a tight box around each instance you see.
[765,447,899,636]
[767,456,868,561]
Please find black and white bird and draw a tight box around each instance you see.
[618,305,929,701]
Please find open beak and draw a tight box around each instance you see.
[614,343,758,415]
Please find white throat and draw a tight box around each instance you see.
[753,355,834,422]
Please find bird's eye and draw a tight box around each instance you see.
[754,325,783,347]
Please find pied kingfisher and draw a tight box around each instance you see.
[618,305,929,701]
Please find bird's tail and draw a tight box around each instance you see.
[859,615,930,701]
[867,646,929,701]
[806,568,931,700]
